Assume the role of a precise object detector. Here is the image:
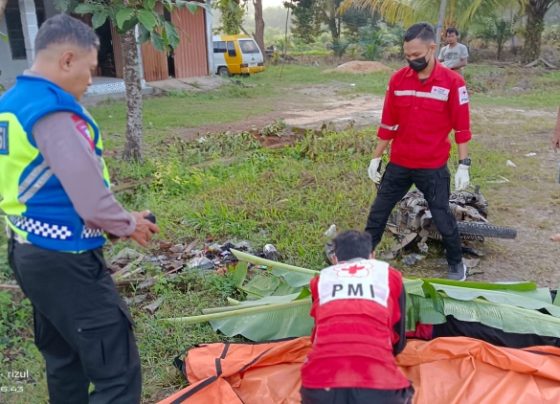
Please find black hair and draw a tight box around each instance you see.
[446,27,459,36]
[35,14,99,52]
[333,230,372,262]
[404,22,436,43]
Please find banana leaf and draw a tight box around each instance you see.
[429,283,560,317]
[420,278,537,292]
[440,296,560,338]
[202,292,304,314]
[239,272,284,299]
[164,251,556,341]
[403,278,425,297]
[164,293,313,340]
[231,249,317,288]
[208,298,313,340]
[229,261,248,288]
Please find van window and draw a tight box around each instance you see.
[213,41,226,53]
[239,40,260,54]
[227,41,237,57]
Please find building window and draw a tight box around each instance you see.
[5,0,27,60]
[35,0,46,27]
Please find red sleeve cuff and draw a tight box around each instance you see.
[455,129,472,144]
[378,127,396,140]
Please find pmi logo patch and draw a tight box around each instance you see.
[0,122,8,155]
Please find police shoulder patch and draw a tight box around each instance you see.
[458,86,469,105]
[0,122,9,155]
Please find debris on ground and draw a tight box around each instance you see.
[506,160,517,168]
[110,248,145,279]
[263,244,280,261]
[402,253,426,266]
[187,256,215,272]
[110,248,144,268]
[487,176,510,184]
[109,239,282,313]
[324,224,337,239]
[124,294,148,306]
[333,61,392,74]
[144,297,164,314]
[464,258,481,269]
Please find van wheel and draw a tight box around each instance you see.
[218,67,229,77]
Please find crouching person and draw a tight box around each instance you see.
[300,230,413,404]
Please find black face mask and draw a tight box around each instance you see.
[407,51,431,72]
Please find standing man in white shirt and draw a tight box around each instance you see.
[438,28,469,73]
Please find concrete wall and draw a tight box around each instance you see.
[19,0,39,65]
[0,0,55,88]
[0,17,28,88]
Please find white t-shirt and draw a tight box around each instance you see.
[438,43,469,69]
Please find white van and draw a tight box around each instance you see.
[212,34,265,76]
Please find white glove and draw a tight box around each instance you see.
[368,158,382,184]
[455,164,470,191]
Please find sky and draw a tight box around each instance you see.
[263,0,286,8]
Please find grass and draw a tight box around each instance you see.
[1,63,559,403]
[93,65,392,151]
[93,64,560,152]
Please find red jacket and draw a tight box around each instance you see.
[378,62,472,169]
[300,259,410,390]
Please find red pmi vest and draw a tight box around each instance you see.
[301,259,410,390]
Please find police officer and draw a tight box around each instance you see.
[0,15,158,403]
[365,23,472,281]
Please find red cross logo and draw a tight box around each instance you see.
[335,264,369,278]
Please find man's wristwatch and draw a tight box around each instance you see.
[459,158,471,166]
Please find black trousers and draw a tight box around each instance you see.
[301,386,414,404]
[7,238,141,404]
[365,163,462,266]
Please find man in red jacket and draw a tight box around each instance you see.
[300,230,413,404]
[365,22,472,281]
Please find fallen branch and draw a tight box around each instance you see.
[0,284,22,291]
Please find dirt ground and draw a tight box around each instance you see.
[468,108,560,287]
[176,84,385,139]
[175,83,559,286]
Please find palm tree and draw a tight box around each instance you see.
[344,0,559,63]
[342,0,513,35]
[521,0,558,63]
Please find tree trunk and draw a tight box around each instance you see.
[121,29,143,161]
[497,41,503,61]
[253,0,265,54]
[325,4,341,56]
[522,0,553,63]
[0,0,6,20]
[435,0,448,51]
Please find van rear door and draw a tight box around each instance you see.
[238,39,263,67]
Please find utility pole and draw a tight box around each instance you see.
[435,0,448,51]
